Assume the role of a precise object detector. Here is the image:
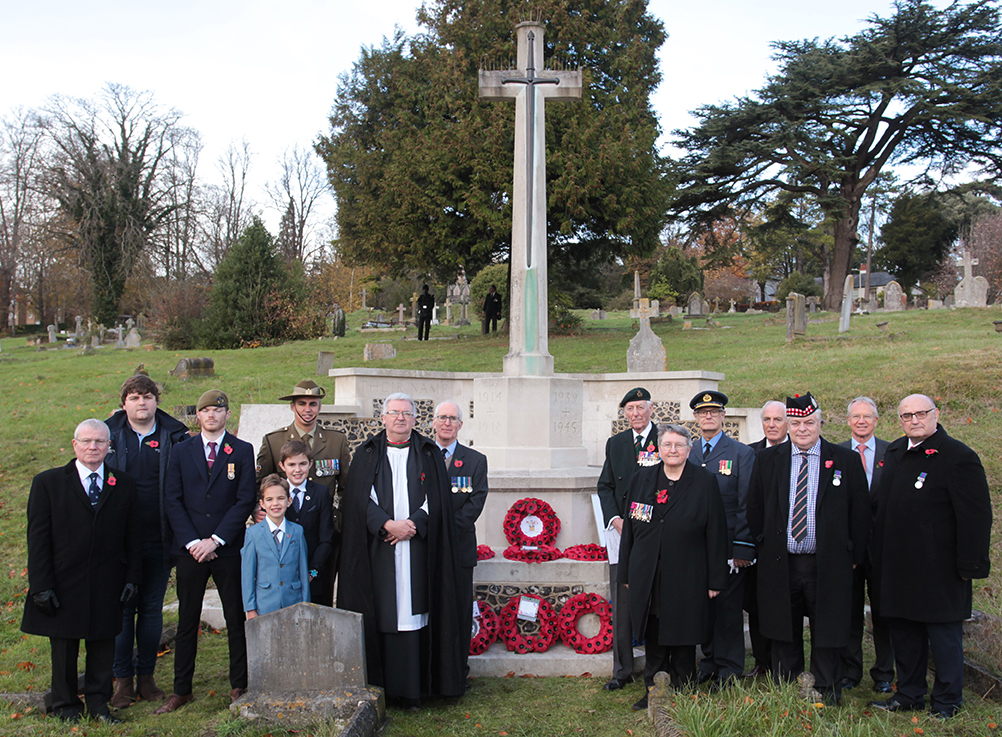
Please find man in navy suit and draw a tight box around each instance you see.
[838,396,893,693]
[748,393,870,705]
[597,387,659,691]
[687,391,756,689]
[433,401,488,682]
[156,390,256,714]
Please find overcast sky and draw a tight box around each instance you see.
[2,0,924,230]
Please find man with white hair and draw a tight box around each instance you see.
[338,393,465,709]
[22,419,141,723]
[749,400,789,451]
[748,393,870,705]
[433,400,488,684]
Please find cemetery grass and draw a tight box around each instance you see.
[0,307,1000,735]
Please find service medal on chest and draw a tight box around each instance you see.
[227,463,235,480]
[915,472,927,489]
[451,476,472,494]
[832,470,842,486]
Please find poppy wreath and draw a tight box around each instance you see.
[557,592,614,654]
[469,600,500,656]
[562,544,608,562]
[476,544,496,561]
[499,594,559,653]
[502,544,563,563]
[503,497,561,546]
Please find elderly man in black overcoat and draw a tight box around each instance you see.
[22,419,141,722]
[869,394,992,719]
[747,393,869,705]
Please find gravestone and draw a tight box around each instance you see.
[115,324,126,347]
[124,328,141,349]
[361,287,367,309]
[47,324,57,343]
[838,274,854,333]
[126,317,135,332]
[74,315,82,338]
[728,299,736,313]
[411,292,419,322]
[883,281,904,312]
[332,305,346,337]
[702,299,711,314]
[632,270,642,312]
[668,305,681,319]
[589,309,607,320]
[444,299,452,325]
[928,299,944,310]
[807,296,819,313]
[944,294,955,308]
[432,304,439,325]
[91,334,101,348]
[99,325,107,343]
[682,320,692,330]
[687,292,704,316]
[649,299,659,316]
[317,351,336,376]
[786,292,806,342]
[364,343,397,361]
[169,357,215,380]
[627,299,666,371]
[953,251,989,307]
[234,602,384,726]
[396,303,406,325]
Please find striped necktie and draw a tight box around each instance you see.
[791,452,810,542]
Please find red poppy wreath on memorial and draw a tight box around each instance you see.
[557,592,614,654]
[562,544,608,562]
[499,594,558,653]
[469,600,499,656]
[502,497,563,562]
[476,544,496,561]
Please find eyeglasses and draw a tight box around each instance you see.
[385,410,414,418]
[848,414,876,422]
[694,409,723,417]
[435,415,460,423]
[900,408,935,422]
[660,443,690,451]
[75,438,109,446]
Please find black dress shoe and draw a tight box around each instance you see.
[743,665,769,678]
[872,680,894,693]
[696,670,717,685]
[631,695,648,711]
[94,713,123,724]
[929,707,958,720]
[840,677,859,690]
[603,676,632,691]
[869,697,923,713]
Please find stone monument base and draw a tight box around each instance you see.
[470,641,645,678]
[232,687,384,726]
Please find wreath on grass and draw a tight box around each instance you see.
[562,544,608,562]
[476,544,496,561]
[499,594,558,653]
[469,600,499,655]
[557,592,614,654]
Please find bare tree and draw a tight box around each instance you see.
[199,139,254,272]
[41,83,185,323]
[266,144,328,263]
[0,107,46,332]
[154,126,202,280]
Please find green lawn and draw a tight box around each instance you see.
[0,306,1000,735]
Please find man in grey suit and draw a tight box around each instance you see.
[838,396,893,693]
[597,387,659,691]
[688,391,756,689]
[433,401,488,684]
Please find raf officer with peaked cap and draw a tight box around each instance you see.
[256,379,350,604]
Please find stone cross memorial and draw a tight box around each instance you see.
[954,250,989,307]
[627,298,666,371]
[480,19,582,376]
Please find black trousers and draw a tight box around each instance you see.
[771,554,842,699]
[698,567,747,681]
[642,612,695,691]
[49,637,114,719]
[888,617,964,713]
[608,563,634,681]
[173,553,247,696]
[459,564,474,679]
[416,316,431,340]
[743,563,771,669]
[482,315,498,334]
[840,560,895,684]
[380,628,428,701]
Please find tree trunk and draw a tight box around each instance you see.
[824,196,862,311]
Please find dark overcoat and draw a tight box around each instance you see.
[22,462,141,640]
[163,431,257,557]
[619,462,729,645]
[597,425,659,527]
[447,443,489,569]
[337,430,465,697]
[688,433,757,559]
[871,425,992,622]
[747,438,870,647]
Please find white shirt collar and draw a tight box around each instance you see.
[75,461,105,488]
[633,422,653,441]
[266,517,286,535]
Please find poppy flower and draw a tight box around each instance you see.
[107,473,117,486]
[825,460,834,468]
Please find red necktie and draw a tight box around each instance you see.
[856,443,867,473]
[207,441,217,471]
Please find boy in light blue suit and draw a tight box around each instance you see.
[242,475,310,618]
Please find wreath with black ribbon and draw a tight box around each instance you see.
[499,594,558,653]
[502,498,562,562]
[557,592,614,654]
[469,600,499,655]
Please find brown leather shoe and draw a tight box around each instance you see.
[110,677,135,709]
[153,693,192,715]
[230,687,247,703]
[136,674,166,702]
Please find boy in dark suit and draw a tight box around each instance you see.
[278,440,336,605]
[156,390,256,714]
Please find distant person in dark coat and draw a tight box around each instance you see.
[482,285,502,334]
[837,396,893,694]
[22,419,141,723]
[869,394,992,719]
[105,374,190,708]
[619,423,728,712]
[417,285,434,341]
[747,393,870,706]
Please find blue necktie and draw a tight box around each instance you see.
[87,472,100,505]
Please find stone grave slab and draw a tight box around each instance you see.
[363,343,397,361]
[124,328,141,348]
[883,281,904,311]
[317,351,336,375]
[687,292,703,316]
[169,357,215,380]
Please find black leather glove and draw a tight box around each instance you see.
[121,583,138,605]
[32,589,60,617]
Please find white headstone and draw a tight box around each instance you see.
[125,327,141,349]
[838,274,854,332]
[47,324,57,343]
[687,292,704,316]
[883,281,904,312]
